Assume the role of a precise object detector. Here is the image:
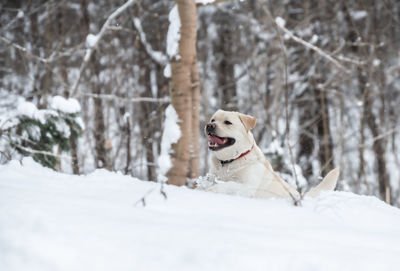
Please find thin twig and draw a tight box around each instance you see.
[70,0,138,97]
[1,36,54,64]
[133,182,168,207]
[255,0,302,204]
[0,36,83,64]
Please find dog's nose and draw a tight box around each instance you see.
[206,123,216,134]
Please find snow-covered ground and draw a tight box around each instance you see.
[1,158,400,271]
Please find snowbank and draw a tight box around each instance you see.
[1,158,400,271]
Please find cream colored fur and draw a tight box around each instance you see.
[205,110,339,199]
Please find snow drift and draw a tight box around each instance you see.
[1,158,400,271]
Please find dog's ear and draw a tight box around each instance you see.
[238,113,257,133]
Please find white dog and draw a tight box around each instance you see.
[203,110,339,199]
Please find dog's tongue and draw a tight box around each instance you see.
[209,135,225,145]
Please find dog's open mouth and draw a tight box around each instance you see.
[207,133,235,151]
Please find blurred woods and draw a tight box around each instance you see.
[1,0,400,205]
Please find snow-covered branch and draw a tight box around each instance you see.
[81,93,170,103]
[195,0,230,7]
[10,141,73,160]
[254,0,348,72]
[71,0,138,97]
[132,18,167,66]
[274,17,348,73]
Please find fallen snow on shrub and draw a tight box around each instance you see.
[49,95,81,114]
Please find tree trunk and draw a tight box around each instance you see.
[314,86,334,176]
[92,72,109,169]
[138,69,157,182]
[214,10,238,111]
[297,88,315,179]
[167,0,199,186]
[358,67,390,203]
[80,0,109,170]
[70,136,80,174]
[58,1,80,174]
[40,1,53,109]
[124,113,131,175]
[189,58,200,179]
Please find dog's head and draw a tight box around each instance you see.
[205,110,256,161]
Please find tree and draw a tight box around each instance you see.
[167,0,200,186]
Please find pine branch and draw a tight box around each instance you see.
[12,142,72,160]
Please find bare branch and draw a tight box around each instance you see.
[1,36,84,64]
[255,0,303,203]
[70,0,138,97]
[133,183,167,207]
[132,18,167,65]
[1,36,55,64]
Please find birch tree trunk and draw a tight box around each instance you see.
[167,0,200,185]
[189,59,200,179]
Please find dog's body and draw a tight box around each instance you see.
[204,110,339,199]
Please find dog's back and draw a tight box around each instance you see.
[256,145,339,199]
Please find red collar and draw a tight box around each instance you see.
[219,144,254,166]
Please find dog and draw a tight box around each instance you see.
[203,109,339,199]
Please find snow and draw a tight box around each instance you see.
[166,5,181,59]
[49,96,81,114]
[85,33,99,48]
[157,105,181,181]
[16,10,24,19]
[310,34,319,44]
[17,100,46,124]
[275,16,286,28]
[350,10,368,21]
[1,158,400,271]
[195,0,215,5]
[373,58,381,67]
[163,63,171,78]
[122,112,130,122]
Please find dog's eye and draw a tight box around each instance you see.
[224,120,232,125]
